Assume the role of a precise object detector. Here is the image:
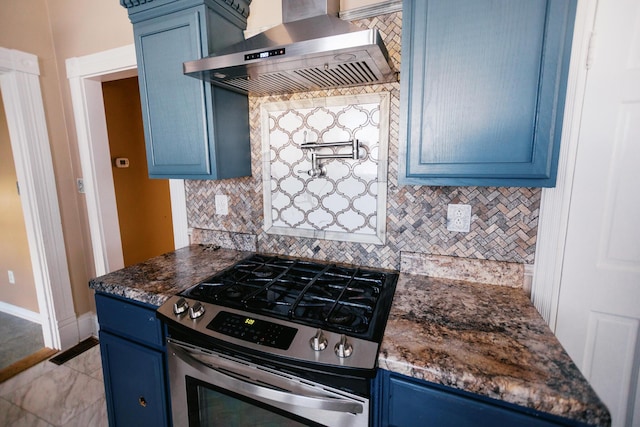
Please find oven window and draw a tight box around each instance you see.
[186,377,321,427]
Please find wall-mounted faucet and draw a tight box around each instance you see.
[299,137,360,177]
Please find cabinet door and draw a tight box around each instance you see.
[134,9,213,178]
[376,371,579,427]
[100,330,169,427]
[399,0,577,187]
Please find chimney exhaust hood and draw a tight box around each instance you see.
[183,0,397,96]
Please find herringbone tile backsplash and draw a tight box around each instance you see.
[186,11,541,270]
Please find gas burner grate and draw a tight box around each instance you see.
[181,254,394,336]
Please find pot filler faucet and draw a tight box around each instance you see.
[299,133,360,177]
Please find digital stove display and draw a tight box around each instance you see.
[181,254,396,339]
[207,311,297,350]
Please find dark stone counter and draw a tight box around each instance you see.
[379,273,610,426]
[90,246,610,425]
[89,245,249,307]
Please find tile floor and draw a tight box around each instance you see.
[0,313,44,370]
[0,345,107,427]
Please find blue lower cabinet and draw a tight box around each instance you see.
[96,293,170,427]
[374,370,583,427]
[99,331,169,427]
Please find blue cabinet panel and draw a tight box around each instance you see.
[95,293,163,349]
[96,293,170,427]
[128,0,251,180]
[399,0,577,187]
[136,11,211,177]
[374,370,588,427]
[100,330,169,427]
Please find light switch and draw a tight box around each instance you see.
[215,195,229,215]
[114,158,129,168]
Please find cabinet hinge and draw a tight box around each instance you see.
[586,32,597,69]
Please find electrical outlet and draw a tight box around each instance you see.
[215,195,229,216]
[447,204,472,232]
[8,270,15,284]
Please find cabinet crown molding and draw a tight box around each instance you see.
[120,0,251,18]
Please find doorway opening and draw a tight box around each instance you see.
[66,44,188,283]
[102,76,175,266]
[0,91,56,380]
[0,47,77,380]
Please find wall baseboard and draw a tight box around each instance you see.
[77,311,98,341]
[0,301,41,324]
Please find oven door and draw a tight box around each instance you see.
[167,339,369,427]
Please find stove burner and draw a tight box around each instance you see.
[327,310,356,326]
[254,269,274,278]
[225,285,243,299]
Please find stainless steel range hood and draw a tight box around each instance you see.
[183,0,397,96]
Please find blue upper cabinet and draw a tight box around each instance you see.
[122,0,252,180]
[398,0,577,187]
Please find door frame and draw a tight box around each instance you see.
[0,47,78,350]
[532,0,597,330]
[66,44,189,278]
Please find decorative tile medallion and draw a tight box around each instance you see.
[261,93,390,245]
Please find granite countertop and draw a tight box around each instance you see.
[89,245,609,425]
[89,245,250,306]
[379,273,610,426]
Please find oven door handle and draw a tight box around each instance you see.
[169,341,364,415]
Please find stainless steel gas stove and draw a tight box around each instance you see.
[157,254,398,427]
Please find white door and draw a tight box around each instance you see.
[555,0,640,426]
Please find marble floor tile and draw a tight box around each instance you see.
[89,364,104,382]
[0,343,107,427]
[4,365,104,426]
[64,396,108,427]
[64,346,101,377]
[0,398,53,427]
[0,361,56,398]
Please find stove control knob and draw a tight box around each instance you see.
[173,298,189,316]
[189,302,205,320]
[334,334,353,358]
[309,329,328,351]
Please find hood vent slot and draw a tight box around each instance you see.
[295,62,378,88]
[221,61,381,96]
[225,74,309,95]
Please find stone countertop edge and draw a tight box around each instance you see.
[88,245,251,307]
[378,273,611,427]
